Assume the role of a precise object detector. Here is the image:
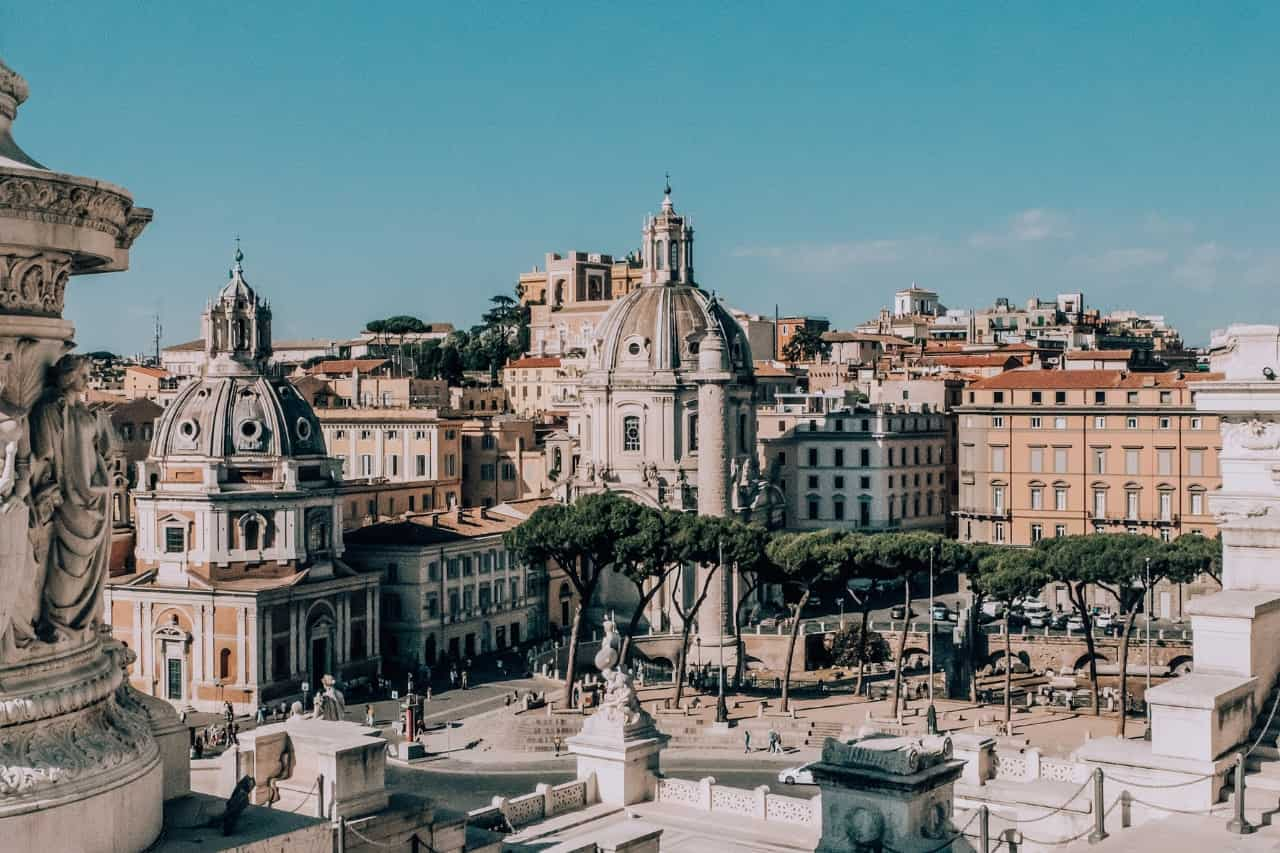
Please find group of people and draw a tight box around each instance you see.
[744,728,785,754]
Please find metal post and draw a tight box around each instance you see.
[336,816,347,853]
[1120,789,1132,828]
[928,545,936,713]
[1088,768,1108,843]
[1227,751,1256,834]
[316,774,325,819]
[716,540,728,723]
[1145,557,1152,704]
[1003,828,1020,853]
[979,805,990,853]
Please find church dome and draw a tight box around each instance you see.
[150,373,327,460]
[593,283,753,375]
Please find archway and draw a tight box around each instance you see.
[1072,652,1109,672]
[306,603,337,682]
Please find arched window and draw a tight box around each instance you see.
[623,415,641,452]
[243,516,260,551]
[219,648,232,680]
[669,241,680,280]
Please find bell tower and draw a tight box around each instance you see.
[201,240,272,374]
[642,176,695,286]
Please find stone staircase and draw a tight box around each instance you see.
[1241,681,1280,793]
[802,721,846,748]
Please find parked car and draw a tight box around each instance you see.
[1028,612,1050,628]
[980,601,1006,620]
[778,763,816,785]
[1094,611,1115,630]
[1050,613,1070,630]
[889,605,917,620]
[930,603,952,621]
[1066,615,1085,632]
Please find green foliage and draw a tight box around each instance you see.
[830,624,891,668]
[974,548,1051,606]
[781,326,831,363]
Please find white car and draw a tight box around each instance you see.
[778,763,815,785]
[1094,612,1114,629]
[1028,612,1049,628]
[1066,615,1085,632]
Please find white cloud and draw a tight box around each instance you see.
[969,208,1073,248]
[732,238,938,274]
[1083,247,1168,274]
[1142,212,1195,236]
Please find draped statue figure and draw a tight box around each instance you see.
[25,355,114,641]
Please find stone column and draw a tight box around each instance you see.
[289,602,299,676]
[246,608,258,688]
[261,607,272,684]
[694,334,733,666]
[0,57,161,852]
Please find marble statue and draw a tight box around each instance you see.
[26,355,114,641]
[592,614,642,726]
[311,674,346,722]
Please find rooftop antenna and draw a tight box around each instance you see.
[153,313,163,365]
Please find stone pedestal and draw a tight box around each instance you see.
[1143,326,1280,766]
[810,735,964,853]
[568,713,668,806]
[0,57,158,852]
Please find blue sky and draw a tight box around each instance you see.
[4,3,1277,353]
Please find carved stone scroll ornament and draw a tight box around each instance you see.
[820,734,953,776]
[1221,418,1280,455]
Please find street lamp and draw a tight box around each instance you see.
[1145,556,1153,704]
[927,545,937,733]
[716,539,729,724]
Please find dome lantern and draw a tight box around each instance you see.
[202,239,272,374]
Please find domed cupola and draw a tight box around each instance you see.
[591,182,754,376]
[201,241,272,375]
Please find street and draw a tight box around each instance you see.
[387,757,813,814]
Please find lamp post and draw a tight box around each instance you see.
[1145,556,1153,702]
[928,545,937,721]
[716,539,729,724]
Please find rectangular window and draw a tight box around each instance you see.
[1157,449,1173,476]
[1160,390,1173,404]
[992,416,1005,428]
[994,522,1006,543]
[1189,449,1204,476]
[480,463,496,481]
[1159,492,1172,521]
[501,462,516,480]
[833,475,845,489]
[1055,391,1067,405]
[807,475,819,489]
[415,454,427,477]
[859,448,870,466]
[808,499,820,520]
[833,500,845,520]
[1094,416,1106,429]
[889,448,895,466]
[1127,391,1139,404]
[1159,417,1172,430]
[1094,489,1107,518]
[859,476,871,489]
[1054,416,1067,430]
[624,415,641,452]
[992,486,1006,514]
[1030,487,1043,510]
[1030,447,1044,473]
[1055,524,1067,537]
[164,527,185,554]
[1092,448,1107,474]
[1127,417,1138,430]
[1031,523,1043,543]
[834,448,845,466]
[993,392,1004,404]
[445,454,457,476]
[807,448,818,467]
[1125,448,1140,475]
[1031,391,1043,405]
[388,455,399,477]
[1030,416,1042,429]
[360,454,372,477]
[1191,417,1203,430]
[1054,487,1068,511]
[1054,448,1069,473]
[1126,491,1139,519]
[1095,391,1107,405]
[1191,492,1204,515]
[991,447,1006,473]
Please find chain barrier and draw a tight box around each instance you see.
[1094,768,1219,789]
[343,822,399,849]
[1243,675,1280,759]
[882,807,981,853]
[1013,797,1122,847]
[283,777,321,814]
[994,774,1094,824]
[1125,794,1231,818]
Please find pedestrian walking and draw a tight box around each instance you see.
[461,670,469,690]
[229,722,239,746]
[407,674,415,696]
[223,700,234,724]
[744,730,752,753]
[450,668,458,688]
[255,705,266,726]
[364,704,375,727]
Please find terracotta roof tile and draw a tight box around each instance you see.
[506,356,562,369]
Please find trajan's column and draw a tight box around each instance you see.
[0,58,163,849]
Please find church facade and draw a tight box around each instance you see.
[105,250,380,713]
[562,187,782,666]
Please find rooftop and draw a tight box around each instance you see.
[307,358,392,375]
[345,509,522,546]
[163,338,205,353]
[125,365,170,378]
[971,367,1222,390]
[1064,349,1134,361]
[506,356,562,369]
